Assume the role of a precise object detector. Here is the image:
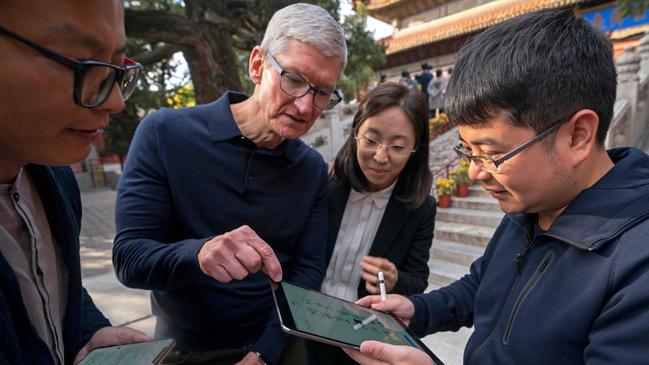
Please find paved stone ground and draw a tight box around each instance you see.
[79,188,155,335]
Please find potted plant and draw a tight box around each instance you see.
[435,178,456,208]
[450,159,471,197]
[429,113,450,139]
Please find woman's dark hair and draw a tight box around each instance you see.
[333,82,432,209]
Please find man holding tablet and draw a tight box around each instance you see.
[0,0,151,363]
[346,8,649,365]
[270,281,443,364]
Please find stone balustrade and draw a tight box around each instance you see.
[608,33,649,149]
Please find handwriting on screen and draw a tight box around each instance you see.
[294,296,400,338]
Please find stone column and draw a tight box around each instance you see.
[614,46,640,146]
[637,33,649,146]
[639,32,649,77]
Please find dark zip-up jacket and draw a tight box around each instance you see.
[409,148,649,364]
[0,166,110,365]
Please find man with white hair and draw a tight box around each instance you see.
[113,3,347,364]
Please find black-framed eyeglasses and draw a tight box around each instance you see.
[266,51,342,110]
[453,115,571,174]
[355,131,416,158]
[0,25,142,108]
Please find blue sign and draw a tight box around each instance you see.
[582,5,649,32]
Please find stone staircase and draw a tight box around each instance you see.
[421,186,504,365]
[428,187,503,290]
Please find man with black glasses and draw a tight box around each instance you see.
[347,8,649,365]
[0,1,150,364]
[113,3,347,365]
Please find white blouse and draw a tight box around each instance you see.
[321,180,396,301]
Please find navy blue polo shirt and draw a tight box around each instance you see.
[114,91,328,363]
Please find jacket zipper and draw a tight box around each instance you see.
[502,251,554,344]
[467,221,533,363]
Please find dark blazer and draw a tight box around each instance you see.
[308,179,436,365]
[0,165,110,365]
[326,179,436,298]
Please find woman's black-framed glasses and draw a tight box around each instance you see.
[0,25,142,108]
[266,51,342,110]
[453,115,571,174]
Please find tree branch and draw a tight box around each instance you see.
[132,43,181,65]
[125,9,199,46]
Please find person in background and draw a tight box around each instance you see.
[427,69,445,117]
[113,3,347,365]
[0,0,151,364]
[417,62,433,100]
[307,82,435,365]
[398,70,418,92]
[442,67,452,105]
[346,8,649,365]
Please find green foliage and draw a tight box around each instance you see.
[340,1,386,101]
[103,37,192,160]
[616,0,649,17]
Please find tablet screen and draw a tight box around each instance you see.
[277,281,424,350]
[77,339,174,365]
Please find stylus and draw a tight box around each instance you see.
[353,313,377,330]
[378,271,387,302]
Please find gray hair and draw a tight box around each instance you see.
[260,3,348,70]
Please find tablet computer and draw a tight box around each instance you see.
[271,281,443,365]
[77,338,175,365]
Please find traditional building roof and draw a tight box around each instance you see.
[384,0,586,55]
[366,0,452,23]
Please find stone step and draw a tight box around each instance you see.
[434,221,495,248]
[435,207,504,228]
[449,196,501,212]
[428,258,470,289]
[432,239,485,267]
[422,327,473,365]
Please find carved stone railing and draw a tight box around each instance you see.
[607,33,649,149]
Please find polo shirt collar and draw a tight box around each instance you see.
[208,90,301,162]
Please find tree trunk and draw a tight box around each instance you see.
[125,5,242,104]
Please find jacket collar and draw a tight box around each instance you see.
[508,148,649,251]
[327,179,409,260]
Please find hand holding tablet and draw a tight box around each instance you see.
[270,281,443,364]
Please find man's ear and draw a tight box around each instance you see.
[248,46,264,85]
[562,109,600,167]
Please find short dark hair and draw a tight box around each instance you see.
[435,69,442,77]
[401,70,410,77]
[446,8,616,144]
[334,82,432,209]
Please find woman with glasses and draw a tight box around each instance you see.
[307,82,435,365]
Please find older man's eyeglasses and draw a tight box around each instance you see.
[453,116,571,174]
[355,132,416,158]
[266,51,342,110]
[0,25,142,108]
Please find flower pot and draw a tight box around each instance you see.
[437,194,452,208]
[456,183,470,197]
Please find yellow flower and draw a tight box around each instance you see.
[435,178,456,196]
